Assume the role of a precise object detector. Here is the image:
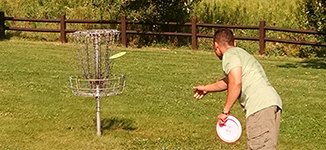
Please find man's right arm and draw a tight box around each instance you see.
[203,77,228,92]
[193,77,228,99]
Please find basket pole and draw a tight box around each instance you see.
[96,84,101,136]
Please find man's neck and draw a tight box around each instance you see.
[221,45,235,54]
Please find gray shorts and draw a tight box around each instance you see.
[246,105,282,150]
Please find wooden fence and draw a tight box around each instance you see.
[1,11,326,55]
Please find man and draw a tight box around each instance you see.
[193,29,282,150]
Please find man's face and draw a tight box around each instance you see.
[214,42,223,60]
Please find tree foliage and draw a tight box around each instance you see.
[120,0,201,46]
[300,0,326,57]
[85,0,124,20]
[123,0,199,22]
[302,0,326,32]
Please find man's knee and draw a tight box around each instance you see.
[247,130,277,150]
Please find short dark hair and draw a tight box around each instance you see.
[214,28,235,46]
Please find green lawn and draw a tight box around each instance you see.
[0,40,325,149]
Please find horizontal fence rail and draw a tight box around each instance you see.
[1,11,326,55]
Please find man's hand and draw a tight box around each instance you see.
[193,86,207,100]
[218,113,229,125]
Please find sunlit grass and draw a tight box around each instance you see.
[0,40,325,149]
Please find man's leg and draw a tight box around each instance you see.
[246,106,281,150]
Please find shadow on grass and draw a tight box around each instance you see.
[0,31,17,41]
[100,117,138,131]
[277,59,326,69]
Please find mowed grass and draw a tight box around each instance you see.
[0,40,326,149]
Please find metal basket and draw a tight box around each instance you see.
[69,75,126,97]
[70,29,125,136]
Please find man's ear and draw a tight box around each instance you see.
[234,41,237,46]
[214,41,218,50]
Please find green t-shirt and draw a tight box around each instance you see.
[222,47,282,117]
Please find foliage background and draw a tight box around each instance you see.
[0,0,325,57]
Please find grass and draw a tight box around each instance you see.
[0,40,326,149]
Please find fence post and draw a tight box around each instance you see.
[0,12,5,39]
[60,14,67,43]
[259,21,266,55]
[191,16,198,50]
[121,15,127,47]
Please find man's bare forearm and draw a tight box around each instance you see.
[223,67,242,113]
[204,77,228,92]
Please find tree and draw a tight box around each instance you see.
[123,0,199,23]
[301,0,326,57]
[122,0,201,46]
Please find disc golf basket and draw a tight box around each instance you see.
[69,29,126,136]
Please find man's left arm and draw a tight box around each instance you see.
[218,66,242,124]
